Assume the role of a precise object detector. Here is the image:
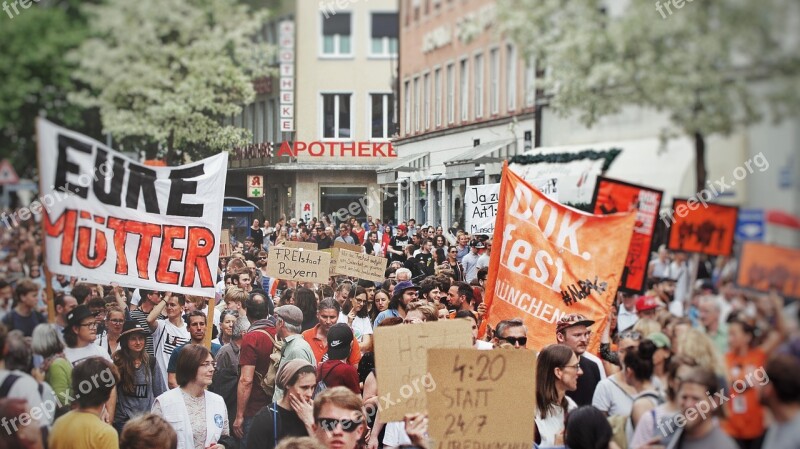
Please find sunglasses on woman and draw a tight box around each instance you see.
[316,417,363,432]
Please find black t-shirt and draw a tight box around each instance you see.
[251,228,264,248]
[247,403,308,449]
[389,235,409,262]
[317,235,332,250]
[565,355,602,407]
[415,253,435,276]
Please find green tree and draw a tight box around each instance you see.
[0,3,92,177]
[69,0,274,164]
[500,0,800,190]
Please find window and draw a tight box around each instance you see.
[322,93,352,139]
[474,53,484,119]
[525,56,535,107]
[370,94,394,139]
[459,59,469,122]
[446,63,455,124]
[404,80,411,134]
[256,101,266,143]
[506,44,517,111]
[414,77,421,132]
[490,48,499,114]
[371,13,398,56]
[434,68,442,127]
[423,73,431,130]
[322,13,351,56]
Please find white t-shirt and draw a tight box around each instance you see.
[535,396,577,447]
[475,340,494,350]
[152,319,190,389]
[350,316,373,343]
[64,343,113,366]
[0,370,52,427]
[383,421,412,447]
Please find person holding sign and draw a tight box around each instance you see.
[535,344,581,447]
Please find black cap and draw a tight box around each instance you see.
[66,305,94,328]
[326,323,354,360]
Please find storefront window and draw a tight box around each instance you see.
[320,186,368,224]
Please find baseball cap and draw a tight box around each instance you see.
[394,281,419,294]
[397,224,408,231]
[470,239,486,249]
[647,332,671,349]
[636,295,659,312]
[66,304,94,328]
[555,313,595,334]
[274,305,303,327]
[326,323,354,360]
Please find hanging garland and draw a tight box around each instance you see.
[510,148,622,172]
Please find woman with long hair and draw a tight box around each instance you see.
[432,248,448,275]
[446,246,465,282]
[152,345,231,449]
[433,234,447,250]
[279,288,296,307]
[295,287,319,332]
[370,289,390,322]
[114,321,166,433]
[535,344,581,447]
[342,287,373,353]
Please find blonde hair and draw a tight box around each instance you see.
[633,318,662,337]
[224,287,247,307]
[120,414,177,449]
[675,328,726,378]
[406,302,439,322]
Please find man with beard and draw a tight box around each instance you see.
[317,226,333,250]
[654,275,680,317]
[555,314,606,406]
[388,224,410,264]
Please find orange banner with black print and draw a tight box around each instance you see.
[736,242,800,300]
[482,163,636,354]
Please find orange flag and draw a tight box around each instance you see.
[482,163,636,353]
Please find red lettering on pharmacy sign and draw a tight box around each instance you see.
[277,142,398,158]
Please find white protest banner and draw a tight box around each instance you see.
[37,118,226,297]
[266,247,331,284]
[334,249,387,282]
[465,183,500,236]
[532,177,560,202]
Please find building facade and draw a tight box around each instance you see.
[388,0,535,229]
[225,0,399,226]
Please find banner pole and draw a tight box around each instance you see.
[35,118,56,323]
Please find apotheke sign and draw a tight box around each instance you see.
[277,141,398,158]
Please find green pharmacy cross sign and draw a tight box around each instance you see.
[247,175,264,198]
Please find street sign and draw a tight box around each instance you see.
[0,160,20,185]
[247,175,264,198]
[735,208,765,241]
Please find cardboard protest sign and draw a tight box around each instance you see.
[427,349,536,449]
[265,247,331,284]
[333,240,362,253]
[37,119,226,296]
[592,177,663,294]
[373,320,472,421]
[320,248,338,276]
[465,183,500,236]
[466,179,558,236]
[219,230,232,258]
[482,163,636,354]
[284,240,319,251]
[667,199,737,257]
[334,249,387,282]
[736,242,800,299]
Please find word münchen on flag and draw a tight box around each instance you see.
[483,163,636,353]
[37,118,227,297]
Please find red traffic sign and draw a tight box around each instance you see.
[0,160,20,185]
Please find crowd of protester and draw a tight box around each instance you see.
[0,212,798,449]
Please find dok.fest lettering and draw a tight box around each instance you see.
[37,119,227,296]
[277,141,398,158]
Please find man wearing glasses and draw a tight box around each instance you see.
[556,314,606,406]
[334,224,355,245]
[492,318,529,349]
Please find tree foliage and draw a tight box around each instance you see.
[0,3,91,177]
[499,0,800,188]
[69,0,274,163]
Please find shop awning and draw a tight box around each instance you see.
[377,152,430,184]
[444,139,516,166]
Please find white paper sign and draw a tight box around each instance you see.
[37,118,227,297]
[465,184,500,236]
